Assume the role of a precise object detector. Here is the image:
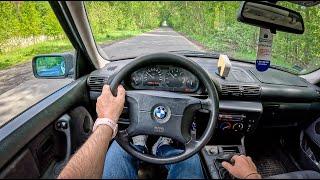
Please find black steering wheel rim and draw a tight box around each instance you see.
[109,52,219,164]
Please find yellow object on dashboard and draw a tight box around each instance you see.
[217,54,231,78]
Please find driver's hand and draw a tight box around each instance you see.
[222,155,262,179]
[96,85,125,123]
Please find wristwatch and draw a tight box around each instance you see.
[93,118,118,139]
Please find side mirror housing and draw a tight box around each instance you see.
[32,53,74,79]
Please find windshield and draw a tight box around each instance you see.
[85,1,320,75]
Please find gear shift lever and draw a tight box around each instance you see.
[201,137,246,179]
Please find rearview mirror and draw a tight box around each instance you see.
[32,53,74,78]
[238,1,304,34]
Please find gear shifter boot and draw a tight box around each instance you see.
[214,158,233,179]
[214,153,241,179]
[216,153,235,163]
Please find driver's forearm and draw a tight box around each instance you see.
[58,126,112,179]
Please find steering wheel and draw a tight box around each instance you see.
[109,52,219,164]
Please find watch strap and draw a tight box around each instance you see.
[93,118,118,138]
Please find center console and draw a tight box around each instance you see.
[200,101,262,179]
[201,143,246,179]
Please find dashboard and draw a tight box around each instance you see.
[87,56,320,134]
[128,65,200,93]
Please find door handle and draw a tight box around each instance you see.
[53,114,72,177]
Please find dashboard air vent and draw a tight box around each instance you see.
[88,76,105,92]
[242,85,261,97]
[221,84,241,96]
[221,84,260,98]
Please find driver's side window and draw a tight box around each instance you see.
[0,2,74,126]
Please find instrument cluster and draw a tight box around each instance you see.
[129,65,200,93]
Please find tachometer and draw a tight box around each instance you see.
[164,68,185,88]
[143,67,163,86]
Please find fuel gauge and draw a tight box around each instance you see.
[164,68,185,87]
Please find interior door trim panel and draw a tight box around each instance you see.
[0,149,40,178]
[0,77,89,169]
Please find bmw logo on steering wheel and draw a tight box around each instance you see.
[153,105,169,123]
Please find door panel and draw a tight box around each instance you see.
[28,123,66,177]
[0,149,40,179]
[1,124,65,179]
[0,76,93,178]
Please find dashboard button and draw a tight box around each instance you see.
[233,123,244,132]
[248,119,255,124]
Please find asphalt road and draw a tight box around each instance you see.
[0,27,203,126]
[102,27,203,60]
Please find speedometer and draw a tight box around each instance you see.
[143,67,163,86]
[164,68,185,87]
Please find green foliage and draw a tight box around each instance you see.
[0,39,72,70]
[164,1,320,73]
[0,2,149,69]
[85,1,162,34]
[0,1,319,74]
[0,2,63,41]
[166,2,259,59]
[0,2,20,45]
[36,2,63,37]
[18,2,42,37]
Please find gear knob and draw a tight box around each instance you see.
[216,153,238,164]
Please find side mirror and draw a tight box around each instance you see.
[32,53,74,79]
[238,1,304,34]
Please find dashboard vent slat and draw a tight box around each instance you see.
[88,76,106,92]
[243,85,261,96]
[221,85,241,96]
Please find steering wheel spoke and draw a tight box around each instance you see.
[185,139,200,152]
[199,98,212,110]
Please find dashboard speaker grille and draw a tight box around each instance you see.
[88,76,105,92]
[221,84,261,98]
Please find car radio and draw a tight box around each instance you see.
[217,112,259,134]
